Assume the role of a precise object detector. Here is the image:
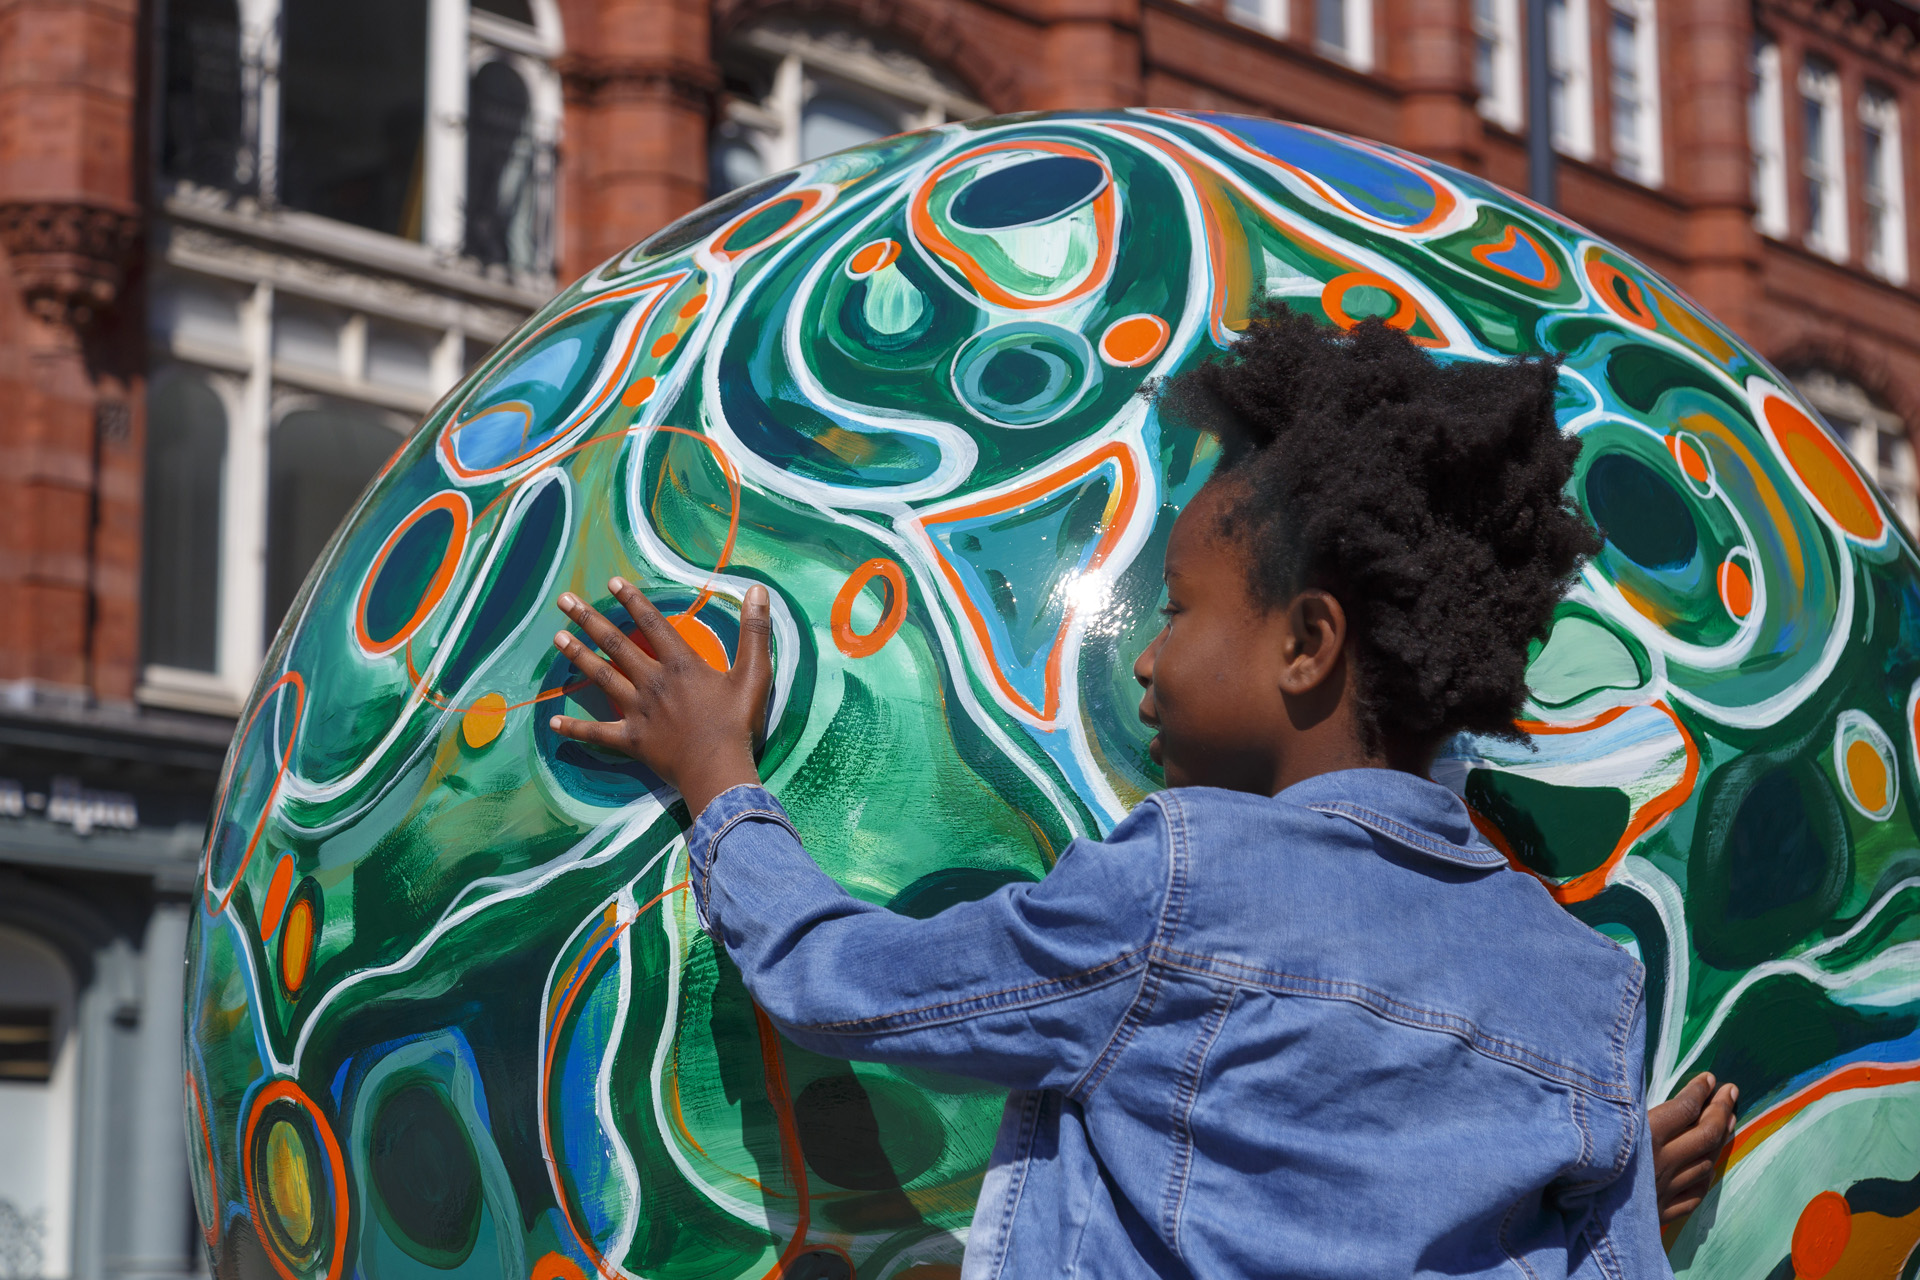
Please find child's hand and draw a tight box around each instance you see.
[1648,1071,1738,1223]
[549,578,774,819]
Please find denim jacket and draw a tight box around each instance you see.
[686,768,1669,1280]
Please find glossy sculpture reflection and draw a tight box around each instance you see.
[184,111,1920,1280]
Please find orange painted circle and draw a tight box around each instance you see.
[670,614,730,672]
[848,239,903,276]
[1764,395,1885,541]
[355,492,470,657]
[621,376,657,409]
[650,331,680,359]
[1584,256,1659,329]
[1790,1190,1853,1279]
[1718,556,1753,619]
[241,1080,349,1280]
[1845,739,1890,815]
[1670,434,1711,485]
[832,559,909,659]
[1099,314,1171,367]
[260,853,296,939]
[1322,271,1419,332]
[678,292,708,319]
[280,896,316,995]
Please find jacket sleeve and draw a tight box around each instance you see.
[1564,983,1676,1280]
[685,784,1169,1095]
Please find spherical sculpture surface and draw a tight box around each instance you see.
[186,111,1920,1279]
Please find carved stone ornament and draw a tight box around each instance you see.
[0,201,142,328]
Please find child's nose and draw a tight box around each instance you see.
[1133,629,1165,688]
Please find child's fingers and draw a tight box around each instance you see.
[546,713,630,750]
[1649,1072,1715,1146]
[560,592,657,681]
[553,630,637,705]
[733,584,774,697]
[1661,1194,1706,1223]
[610,577,694,664]
[1666,1157,1717,1194]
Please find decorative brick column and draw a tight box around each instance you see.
[1387,0,1484,170]
[0,0,146,705]
[1667,0,1759,334]
[555,0,721,278]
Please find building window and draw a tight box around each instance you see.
[140,269,498,711]
[1800,56,1847,260]
[266,403,406,637]
[158,0,563,281]
[1474,0,1522,131]
[1547,0,1596,158]
[1750,39,1789,237]
[1861,86,1906,284]
[1607,0,1661,183]
[711,21,985,197]
[1316,0,1374,68]
[1796,369,1915,532]
[160,0,245,191]
[1227,0,1288,37]
[142,373,227,674]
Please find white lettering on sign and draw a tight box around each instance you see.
[0,777,138,835]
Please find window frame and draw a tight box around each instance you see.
[1315,0,1375,70]
[1604,0,1663,185]
[1226,0,1289,38]
[1750,37,1789,237]
[1859,84,1906,284]
[158,0,565,283]
[1798,54,1848,262]
[1473,0,1524,133]
[1546,0,1596,160]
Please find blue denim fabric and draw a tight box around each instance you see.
[687,769,1668,1280]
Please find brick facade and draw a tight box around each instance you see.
[0,0,1914,708]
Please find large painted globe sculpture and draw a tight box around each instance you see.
[185,111,1920,1280]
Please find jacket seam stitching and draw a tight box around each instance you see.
[1068,793,1182,1101]
[1149,949,1630,1099]
[1303,801,1506,867]
[1498,1195,1543,1280]
[1162,985,1235,1257]
[981,1089,1044,1280]
[790,951,1151,1035]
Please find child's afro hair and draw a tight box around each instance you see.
[1155,302,1599,750]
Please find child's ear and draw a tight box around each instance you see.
[1278,590,1347,692]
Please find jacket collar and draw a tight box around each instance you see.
[1274,769,1508,870]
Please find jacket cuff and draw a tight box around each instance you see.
[686,784,798,939]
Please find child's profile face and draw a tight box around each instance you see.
[1132,483,1301,794]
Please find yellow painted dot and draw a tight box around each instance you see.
[1846,738,1889,814]
[265,1119,314,1250]
[463,691,508,749]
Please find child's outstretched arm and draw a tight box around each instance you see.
[1649,1072,1738,1222]
[549,580,1167,1092]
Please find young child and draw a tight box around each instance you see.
[549,309,1685,1277]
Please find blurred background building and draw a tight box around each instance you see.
[0,0,1917,1271]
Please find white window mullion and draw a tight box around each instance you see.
[238,0,282,201]
[1861,87,1906,283]
[1227,0,1289,37]
[1475,0,1523,131]
[220,281,274,695]
[1751,39,1789,236]
[424,0,470,256]
[1607,0,1662,184]
[1547,0,1595,159]
[1800,57,1847,261]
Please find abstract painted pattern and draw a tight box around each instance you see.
[184,111,1920,1280]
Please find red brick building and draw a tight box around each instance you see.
[1,0,1918,1268]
